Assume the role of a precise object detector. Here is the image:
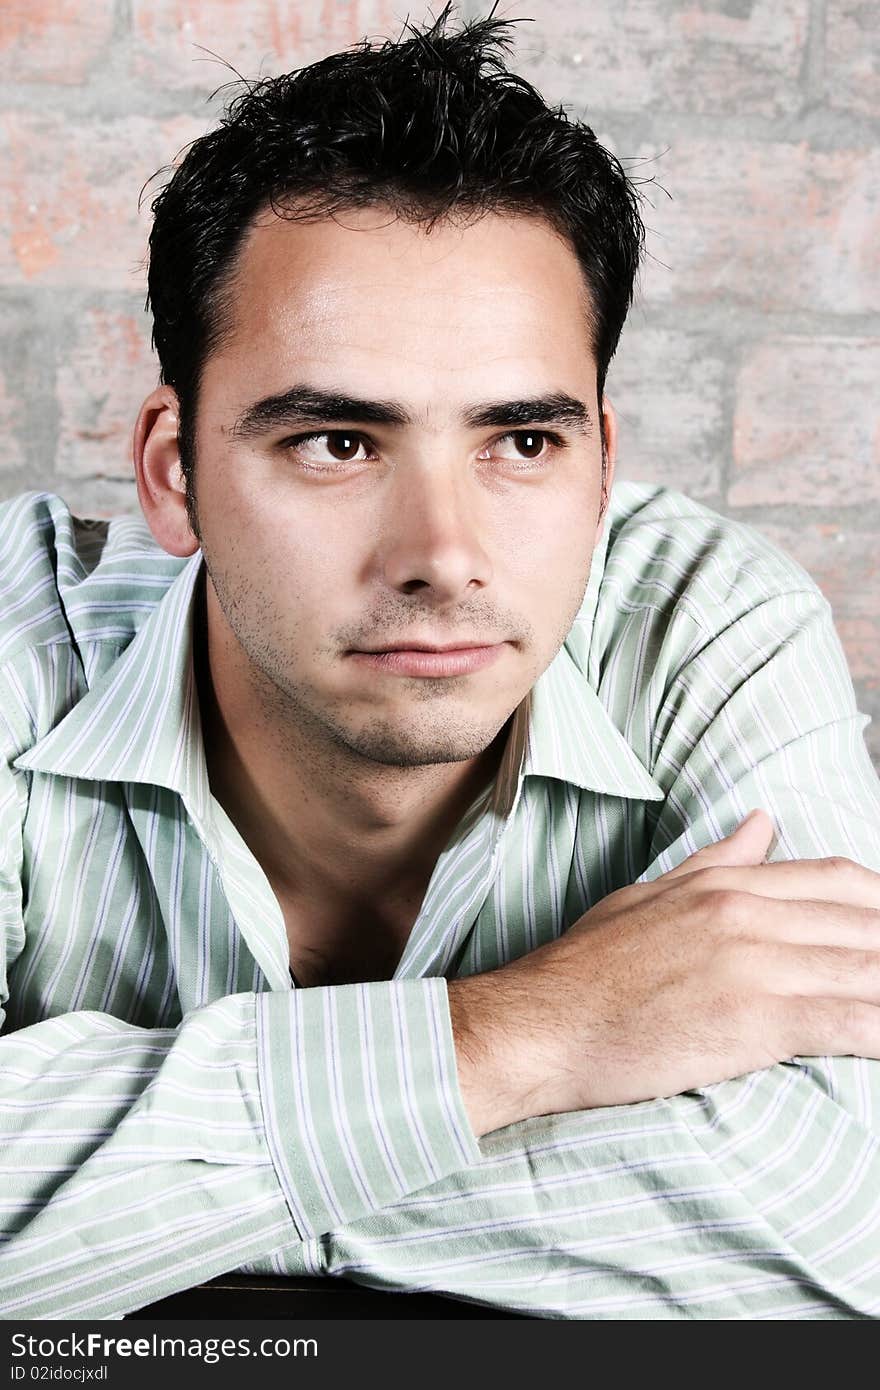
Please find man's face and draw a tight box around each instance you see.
[189,205,611,767]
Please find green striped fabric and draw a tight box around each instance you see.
[1,481,879,1320]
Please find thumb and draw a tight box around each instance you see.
[663,808,776,881]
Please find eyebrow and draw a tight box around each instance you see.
[228,385,594,441]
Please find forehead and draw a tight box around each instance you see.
[216,204,595,375]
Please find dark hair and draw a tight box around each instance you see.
[143,1,646,532]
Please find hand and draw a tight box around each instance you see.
[448,809,880,1136]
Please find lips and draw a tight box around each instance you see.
[359,641,492,654]
[349,643,506,678]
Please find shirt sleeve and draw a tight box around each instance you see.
[301,584,880,1319]
[0,745,480,1319]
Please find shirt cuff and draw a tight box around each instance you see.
[255,977,482,1239]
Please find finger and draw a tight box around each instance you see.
[631,855,880,912]
[765,935,880,999]
[677,859,880,911]
[661,811,775,884]
[785,995,880,1061]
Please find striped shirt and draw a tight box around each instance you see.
[0,481,878,1321]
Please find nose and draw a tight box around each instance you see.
[377,460,493,603]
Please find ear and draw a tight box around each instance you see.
[596,395,618,539]
[132,385,200,558]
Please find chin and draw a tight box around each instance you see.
[339,718,505,769]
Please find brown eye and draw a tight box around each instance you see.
[476,430,562,470]
[326,432,362,461]
[513,432,545,459]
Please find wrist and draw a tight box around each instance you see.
[447,961,553,1137]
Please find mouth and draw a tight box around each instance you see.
[357,640,498,653]
[348,642,508,678]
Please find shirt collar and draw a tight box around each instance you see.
[14,539,663,813]
[14,550,213,822]
[495,644,664,810]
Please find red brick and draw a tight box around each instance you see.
[56,307,157,482]
[0,112,204,288]
[512,0,808,116]
[825,1,880,117]
[604,328,725,497]
[132,0,400,90]
[730,337,880,507]
[0,0,114,85]
[636,141,880,316]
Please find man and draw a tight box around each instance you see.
[1,6,879,1320]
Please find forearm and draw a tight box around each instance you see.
[442,928,880,1317]
[315,1051,880,1320]
[0,980,481,1319]
[0,995,290,1319]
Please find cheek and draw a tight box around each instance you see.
[220,480,355,585]
[500,488,596,583]
[510,507,598,647]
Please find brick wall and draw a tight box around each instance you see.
[1,0,877,767]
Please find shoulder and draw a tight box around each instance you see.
[589,479,827,637]
[562,479,833,704]
[0,490,187,667]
